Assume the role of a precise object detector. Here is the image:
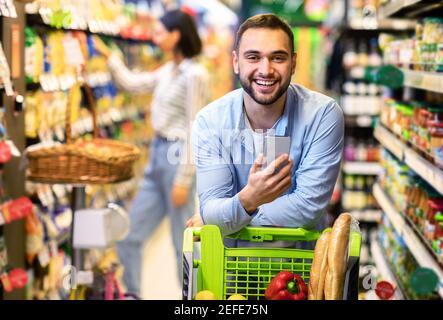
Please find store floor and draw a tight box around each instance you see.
[141,217,181,300]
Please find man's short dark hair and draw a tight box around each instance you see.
[234,14,294,54]
[160,9,202,58]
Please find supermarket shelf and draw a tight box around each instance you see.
[379,0,421,18]
[350,209,382,223]
[402,208,443,266]
[343,162,382,175]
[374,125,404,160]
[370,231,405,300]
[344,115,376,128]
[373,183,443,297]
[26,13,153,43]
[403,148,443,195]
[27,72,112,93]
[349,17,416,31]
[342,95,381,116]
[71,107,144,137]
[379,0,443,19]
[374,125,443,194]
[402,69,443,94]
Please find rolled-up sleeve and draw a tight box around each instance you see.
[192,115,255,236]
[251,101,344,229]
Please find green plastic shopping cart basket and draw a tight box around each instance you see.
[182,225,361,300]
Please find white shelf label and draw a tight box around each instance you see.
[404,149,443,195]
[403,69,443,94]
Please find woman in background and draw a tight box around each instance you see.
[94,9,209,296]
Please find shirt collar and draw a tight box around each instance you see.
[235,85,295,136]
[232,85,295,154]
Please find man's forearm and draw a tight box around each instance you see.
[201,193,256,236]
[251,190,331,229]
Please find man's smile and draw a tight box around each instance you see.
[253,78,278,92]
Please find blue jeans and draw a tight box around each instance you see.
[117,137,195,295]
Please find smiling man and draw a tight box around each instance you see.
[187,14,344,236]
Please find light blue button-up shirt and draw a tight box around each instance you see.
[192,84,344,236]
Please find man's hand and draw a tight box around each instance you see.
[171,184,190,208]
[186,213,204,228]
[239,153,293,214]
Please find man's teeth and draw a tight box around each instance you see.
[255,80,276,86]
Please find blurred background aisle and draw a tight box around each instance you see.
[0,0,442,301]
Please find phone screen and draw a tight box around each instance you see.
[264,135,291,169]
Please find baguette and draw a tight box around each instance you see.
[324,213,352,300]
[308,230,331,300]
[324,267,332,300]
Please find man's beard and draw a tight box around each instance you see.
[239,74,291,106]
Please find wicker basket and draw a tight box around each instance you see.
[26,84,140,184]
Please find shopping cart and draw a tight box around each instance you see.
[182,225,361,300]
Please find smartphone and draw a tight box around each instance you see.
[263,135,291,171]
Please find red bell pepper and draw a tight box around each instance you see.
[265,271,307,300]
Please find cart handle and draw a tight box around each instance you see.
[183,227,201,256]
[182,226,361,300]
[182,227,201,300]
[226,226,322,242]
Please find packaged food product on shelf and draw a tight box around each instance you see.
[25,0,154,40]
[426,199,443,243]
[379,148,412,212]
[342,174,378,211]
[381,17,443,72]
[380,93,443,166]
[344,137,381,162]
[378,216,420,299]
[379,148,443,263]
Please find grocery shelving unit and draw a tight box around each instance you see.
[25,13,152,44]
[369,230,406,300]
[350,209,382,223]
[401,69,443,94]
[5,1,156,299]
[324,0,399,224]
[371,0,443,298]
[343,161,382,176]
[344,115,378,128]
[1,1,27,300]
[374,124,443,195]
[373,183,443,297]
[379,0,443,20]
[341,95,382,116]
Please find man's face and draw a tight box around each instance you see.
[233,28,296,106]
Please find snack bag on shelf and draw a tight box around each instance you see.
[25,211,45,264]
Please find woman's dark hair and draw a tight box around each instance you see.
[159,9,202,58]
[235,14,294,54]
